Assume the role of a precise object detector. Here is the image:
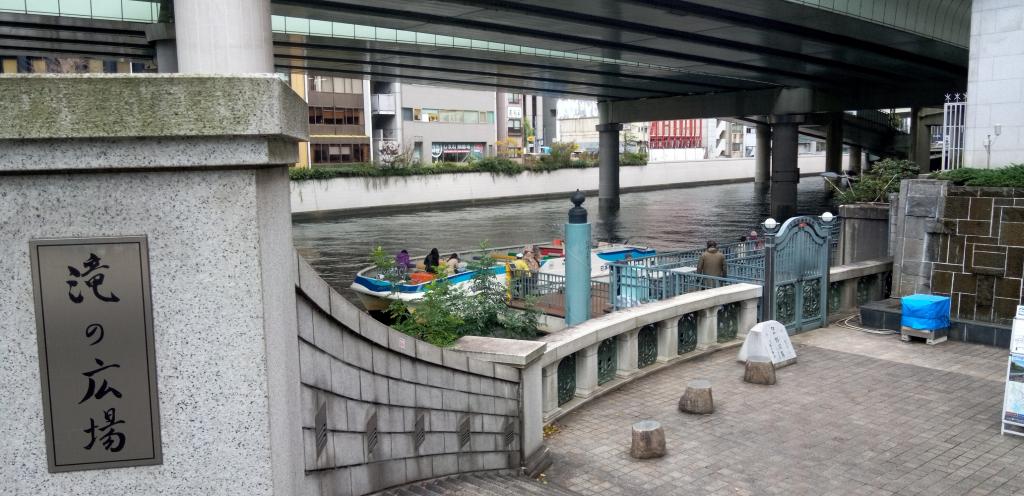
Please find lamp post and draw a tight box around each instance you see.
[761,217,779,322]
[984,123,1003,168]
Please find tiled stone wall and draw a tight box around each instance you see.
[294,256,522,495]
[892,180,1024,325]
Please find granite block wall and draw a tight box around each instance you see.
[892,180,1024,325]
[294,256,522,496]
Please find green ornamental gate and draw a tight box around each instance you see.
[769,215,832,333]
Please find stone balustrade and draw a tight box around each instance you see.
[453,283,762,457]
[828,258,893,315]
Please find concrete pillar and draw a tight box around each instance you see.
[145,23,178,73]
[737,299,759,340]
[964,0,1024,168]
[840,279,857,313]
[520,359,543,459]
[849,145,863,175]
[542,97,557,149]
[0,75,306,494]
[174,0,273,73]
[541,362,560,418]
[909,107,931,172]
[564,192,592,326]
[496,91,508,146]
[696,307,718,349]
[770,117,801,221]
[755,123,771,185]
[575,344,599,398]
[825,113,843,175]
[616,329,639,377]
[655,319,676,363]
[597,122,623,211]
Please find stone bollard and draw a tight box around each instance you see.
[630,420,666,459]
[678,379,714,414]
[743,355,777,385]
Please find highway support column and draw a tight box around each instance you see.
[755,122,771,189]
[770,116,802,221]
[910,107,931,172]
[597,123,623,212]
[825,112,843,175]
[174,0,274,73]
[849,145,863,175]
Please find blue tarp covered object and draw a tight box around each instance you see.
[901,294,951,330]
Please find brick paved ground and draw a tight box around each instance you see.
[543,326,1024,496]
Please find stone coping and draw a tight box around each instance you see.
[829,258,892,282]
[0,74,308,143]
[293,251,520,383]
[452,336,546,366]
[534,284,761,368]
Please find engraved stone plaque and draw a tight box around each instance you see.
[29,236,161,472]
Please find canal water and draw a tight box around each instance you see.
[292,181,833,299]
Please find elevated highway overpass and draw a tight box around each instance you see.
[0,0,977,218]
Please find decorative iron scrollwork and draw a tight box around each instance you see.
[829,281,842,314]
[637,325,657,368]
[717,303,739,343]
[677,312,698,354]
[597,337,617,385]
[802,279,821,318]
[857,274,877,305]
[556,354,576,406]
[776,284,796,325]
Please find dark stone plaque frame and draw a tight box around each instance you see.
[29,236,162,473]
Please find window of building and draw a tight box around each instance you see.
[311,143,370,164]
[401,108,495,124]
[439,109,459,123]
[308,76,363,94]
[506,94,521,104]
[508,118,522,129]
[402,107,414,121]
[463,111,479,124]
[422,108,439,122]
[308,107,363,126]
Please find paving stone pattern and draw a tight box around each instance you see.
[544,326,1024,496]
[374,472,582,496]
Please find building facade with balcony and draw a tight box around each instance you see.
[287,74,373,167]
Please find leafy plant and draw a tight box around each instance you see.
[835,158,919,205]
[620,151,648,166]
[931,164,1024,187]
[382,241,541,347]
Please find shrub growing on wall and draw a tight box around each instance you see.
[931,164,1024,187]
[835,158,919,205]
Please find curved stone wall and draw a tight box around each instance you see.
[294,254,522,495]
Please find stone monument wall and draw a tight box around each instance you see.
[892,179,1024,325]
[293,255,523,495]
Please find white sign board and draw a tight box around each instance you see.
[737,320,797,368]
[1011,317,1024,356]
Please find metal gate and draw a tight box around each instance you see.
[941,93,966,170]
[767,216,832,333]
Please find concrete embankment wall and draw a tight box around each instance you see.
[294,254,524,494]
[291,154,837,215]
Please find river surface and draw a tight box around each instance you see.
[292,181,833,299]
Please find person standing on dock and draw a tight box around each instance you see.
[696,240,726,286]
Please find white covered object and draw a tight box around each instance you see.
[737,320,797,368]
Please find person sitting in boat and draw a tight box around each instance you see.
[510,253,531,298]
[445,253,461,275]
[423,248,441,273]
[523,249,541,273]
[395,249,414,272]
